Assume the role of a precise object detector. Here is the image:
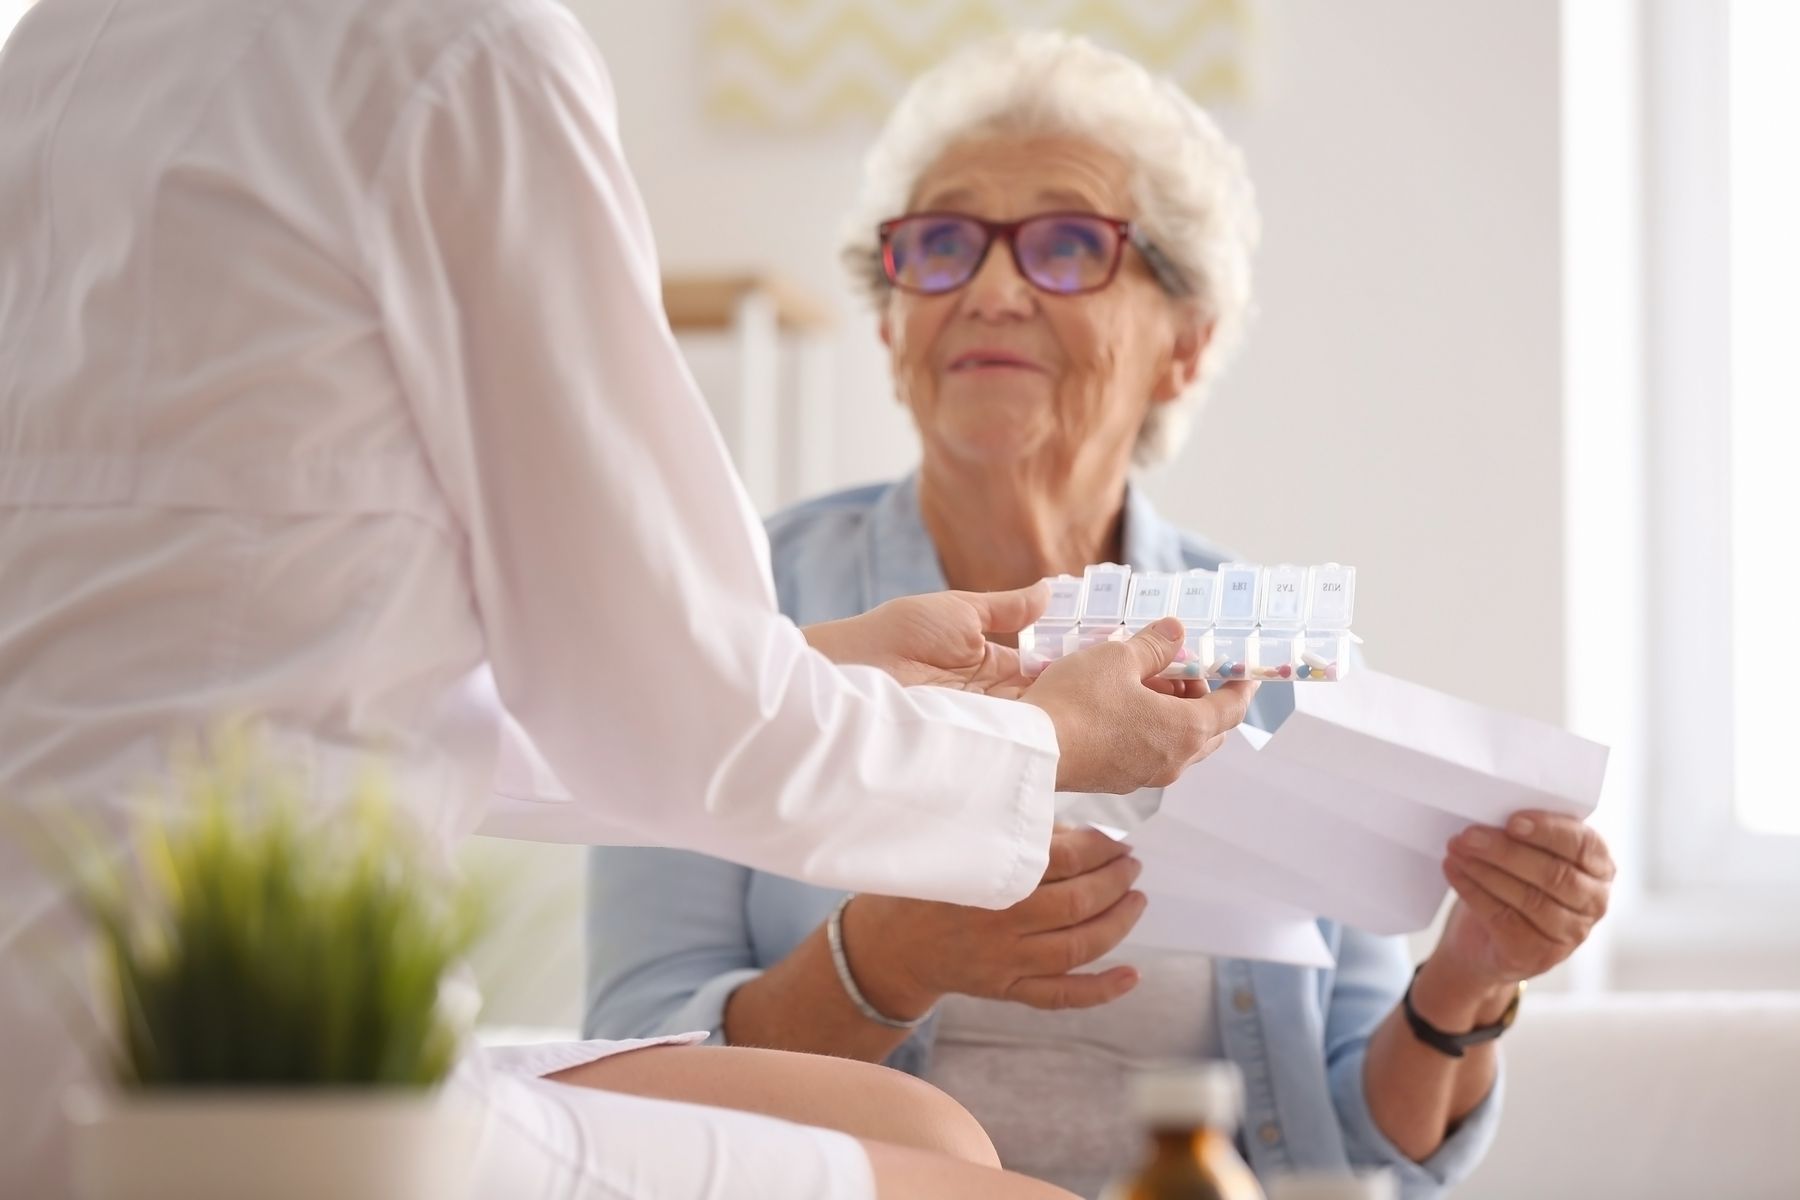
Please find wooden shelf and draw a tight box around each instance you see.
[662,273,835,334]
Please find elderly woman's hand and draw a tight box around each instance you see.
[842,826,1147,1016]
[1431,811,1616,988]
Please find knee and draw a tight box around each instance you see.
[864,1068,1000,1168]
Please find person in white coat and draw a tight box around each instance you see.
[0,0,1255,1195]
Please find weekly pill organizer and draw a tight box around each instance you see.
[1019,562,1359,682]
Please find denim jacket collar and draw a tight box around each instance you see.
[858,472,1191,612]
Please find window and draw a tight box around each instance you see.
[1645,0,1800,894]
[1728,1,1800,838]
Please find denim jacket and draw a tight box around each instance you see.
[585,475,1501,1197]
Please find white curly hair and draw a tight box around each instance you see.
[839,30,1261,466]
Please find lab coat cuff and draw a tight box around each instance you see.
[981,712,1059,909]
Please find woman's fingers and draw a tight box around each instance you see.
[1004,963,1142,1011]
[1445,854,1588,947]
[1447,827,1610,919]
[1500,811,1617,881]
[1039,825,1133,884]
[1443,857,1539,945]
[1016,888,1148,989]
[1022,852,1142,933]
[953,582,1050,637]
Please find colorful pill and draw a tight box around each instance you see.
[1277,664,1293,678]
[1302,651,1332,670]
[1297,664,1312,679]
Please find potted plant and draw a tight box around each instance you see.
[50,731,487,1200]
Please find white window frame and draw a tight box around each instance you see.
[1561,0,1800,993]
[1644,0,1800,896]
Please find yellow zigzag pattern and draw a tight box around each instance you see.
[705,0,1250,128]
[706,4,1010,83]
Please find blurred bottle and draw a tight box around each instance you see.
[1264,1170,1398,1200]
[1101,1062,1265,1200]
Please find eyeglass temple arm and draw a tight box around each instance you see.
[1129,228,1195,298]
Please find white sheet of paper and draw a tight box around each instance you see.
[1145,668,1609,936]
[1088,823,1335,967]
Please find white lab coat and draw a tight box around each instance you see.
[0,0,1059,1192]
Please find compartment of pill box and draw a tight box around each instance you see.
[1157,628,1217,680]
[1208,628,1253,680]
[1066,624,1123,655]
[1296,631,1352,681]
[1248,628,1302,679]
[1019,622,1075,677]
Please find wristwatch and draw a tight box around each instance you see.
[1401,965,1523,1058]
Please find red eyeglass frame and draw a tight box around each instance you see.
[876,210,1141,296]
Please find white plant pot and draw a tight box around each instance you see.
[65,1087,482,1200]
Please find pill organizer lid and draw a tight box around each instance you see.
[1041,573,1085,622]
[1307,564,1358,629]
[1215,562,1264,624]
[1080,562,1131,622]
[1174,568,1220,624]
[1125,571,1178,625]
[1260,563,1309,628]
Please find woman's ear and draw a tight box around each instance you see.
[1151,313,1213,405]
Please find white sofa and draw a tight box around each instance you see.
[1457,991,1800,1199]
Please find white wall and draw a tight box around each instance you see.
[2,0,33,42]
[566,0,1567,725]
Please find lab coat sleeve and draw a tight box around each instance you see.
[362,0,1057,908]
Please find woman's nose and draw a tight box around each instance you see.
[959,238,1036,320]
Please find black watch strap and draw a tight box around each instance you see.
[1401,965,1522,1059]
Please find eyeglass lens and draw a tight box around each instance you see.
[883,214,1123,295]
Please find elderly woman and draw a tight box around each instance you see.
[586,32,1614,1200]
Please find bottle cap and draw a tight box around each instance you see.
[1128,1061,1243,1130]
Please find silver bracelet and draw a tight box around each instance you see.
[826,895,934,1030]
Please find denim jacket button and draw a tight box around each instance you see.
[1233,988,1255,1013]
[1258,1122,1282,1146]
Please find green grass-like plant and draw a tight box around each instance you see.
[52,729,485,1090]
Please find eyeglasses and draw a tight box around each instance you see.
[877,211,1189,298]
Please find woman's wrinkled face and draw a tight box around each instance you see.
[882,134,1200,472]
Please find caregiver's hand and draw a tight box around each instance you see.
[805,598,1256,794]
[844,826,1147,1016]
[1026,617,1258,793]
[1428,811,1616,995]
[802,584,1046,697]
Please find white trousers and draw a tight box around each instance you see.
[457,1037,877,1200]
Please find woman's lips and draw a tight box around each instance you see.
[947,350,1044,373]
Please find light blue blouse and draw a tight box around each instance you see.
[585,475,1501,1197]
